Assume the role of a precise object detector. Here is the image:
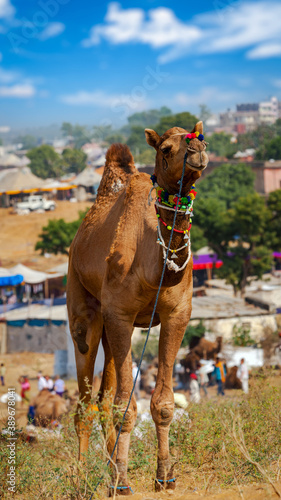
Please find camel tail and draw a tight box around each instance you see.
[97,143,137,200]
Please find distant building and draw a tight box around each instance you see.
[219,96,280,134]
[259,96,279,125]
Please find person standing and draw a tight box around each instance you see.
[237,358,249,394]
[37,371,47,391]
[18,376,31,406]
[215,355,227,396]
[132,362,141,400]
[54,375,65,397]
[198,363,208,397]
[189,372,201,403]
[45,375,54,391]
[0,363,6,386]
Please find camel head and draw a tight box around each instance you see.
[145,121,209,194]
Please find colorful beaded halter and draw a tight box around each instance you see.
[149,174,197,269]
[150,174,197,213]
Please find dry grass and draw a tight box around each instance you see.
[0,377,281,499]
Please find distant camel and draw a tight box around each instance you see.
[181,336,223,372]
[67,122,208,493]
[32,389,68,427]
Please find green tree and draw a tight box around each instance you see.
[197,162,255,209]
[135,148,156,164]
[15,134,37,150]
[199,104,212,124]
[128,106,171,128]
[181,320,206,347]
[266,189,281,250]
[255,136,281,160]
[61,148,87,174]
[156,111,198,135]
[190,225,208,253]
[126,126,148,155]
[105,133,126,145]
[61,122,91,148]
[35,209,88,255]
[208,132,236,157]
[0,137,2,145]
[233,124,275,156]
[216,194,272,295]
[92,125,112,142]
[27,145,63,179]
[61,122,73,137]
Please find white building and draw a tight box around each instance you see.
[259,96,279,125]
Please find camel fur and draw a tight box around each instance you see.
[32,389,68,427]
[67,122,208,493]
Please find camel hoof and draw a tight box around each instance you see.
[108,486,133,496]
[155,478,176,492]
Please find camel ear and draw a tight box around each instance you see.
[145,129,160,150]
[191,121,203,135]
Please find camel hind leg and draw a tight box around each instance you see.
[98,329,117,463]
[67,267,103,461]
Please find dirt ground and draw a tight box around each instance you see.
[1,352,281,499]
[0,200,90,270]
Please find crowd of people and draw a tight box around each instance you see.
[16,372,66,406]
[131,355,250,405]
[174,354,249,404]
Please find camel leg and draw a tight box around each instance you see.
[67,268,103,461]
[98,328,117,462]
[103,311,137,495]
[151,312,190,491]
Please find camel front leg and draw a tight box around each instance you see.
[103,310,137,495]
[151,311,190,491]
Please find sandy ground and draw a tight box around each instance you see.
[0,200,90,270]
[0,352,78,428]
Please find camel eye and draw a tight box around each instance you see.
[160,146,172,156]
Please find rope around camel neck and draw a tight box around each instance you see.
[90,151,189,499]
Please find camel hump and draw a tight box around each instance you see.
[97,143,137,200]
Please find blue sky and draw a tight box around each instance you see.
[0,0,281,130]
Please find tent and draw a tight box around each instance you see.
[193,254,223,270]
[74,167,102,187]
[8,264,62,284]
[0,167,45,195]
[0,267,23,287]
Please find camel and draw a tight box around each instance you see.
[31,389,68,427]
[181,336,223,371]
[67,121,208,493]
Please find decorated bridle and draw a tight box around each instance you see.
[148,131,206,272]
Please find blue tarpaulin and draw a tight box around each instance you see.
[7,318,66,327]
[0,274,23,286]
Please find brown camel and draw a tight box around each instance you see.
[67,121,208,493]
[182,336,223,371]
[32,389,68,427]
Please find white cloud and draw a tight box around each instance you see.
[82,1,281,63]
[60,89,149,113]
[0,83,35,97]
[173,87,242,108]
[0,0,15,18]
[247,43,281,59]
[82,2,202,54]
[0,67,18,83]
[38,22,65,41]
